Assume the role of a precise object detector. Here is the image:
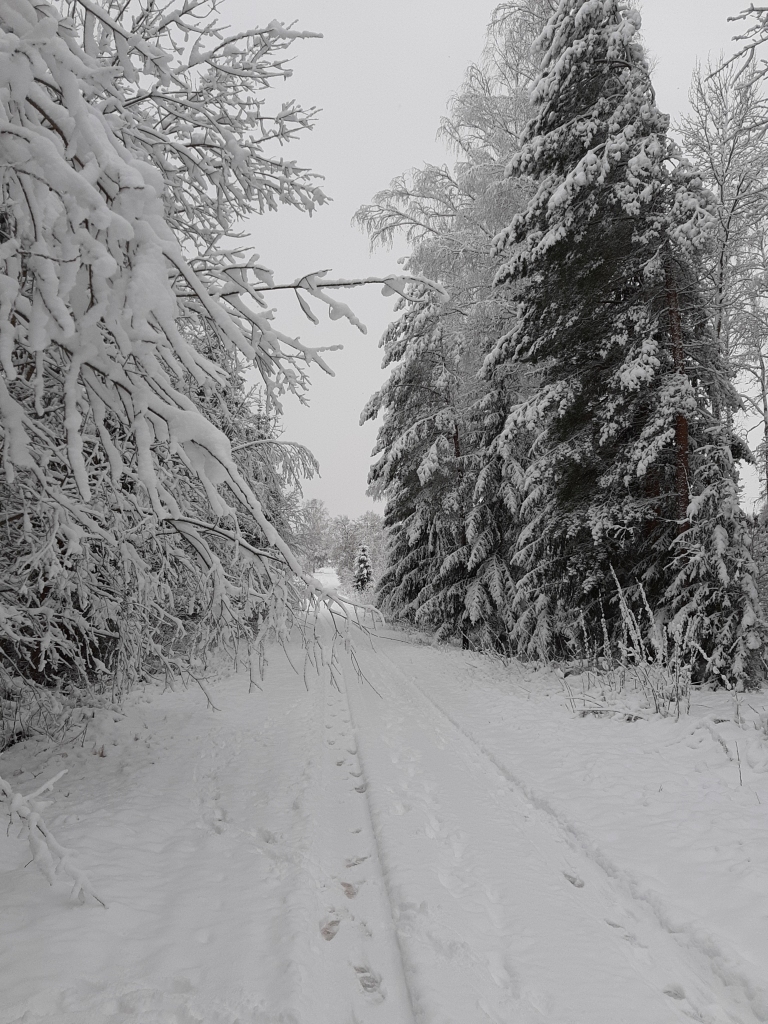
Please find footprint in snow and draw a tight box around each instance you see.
[354,966,384,1001]
[341,882,359,898]
[563,872,585,888]
[320,916,341,941]
[664,984,686,1001]
[345,855,369,868]
[606,919,647,950]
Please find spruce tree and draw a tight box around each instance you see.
[489,0,764,683]
[363,287,473,633]
[357,5,547,648]
[353,545,374,594]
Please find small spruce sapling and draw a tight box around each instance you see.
[353,545,374,594]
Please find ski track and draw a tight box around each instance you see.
[348,633,766,1024]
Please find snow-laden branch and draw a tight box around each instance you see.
[0,771,106,906]
[0,0,426,715]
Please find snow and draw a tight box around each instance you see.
[1,627,767,1023]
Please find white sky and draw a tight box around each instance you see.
[233,0,752,517]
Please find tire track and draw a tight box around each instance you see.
[402,661,767,1024]
[351,635,764,1024]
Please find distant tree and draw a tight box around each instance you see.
[354,512,387,580]
[293,500,332,573]
[327,511,386,590]
[353,545,374,593]
[329,516,361,578]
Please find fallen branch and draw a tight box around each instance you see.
[0,771,107,907]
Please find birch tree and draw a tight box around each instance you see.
[680,60,768,496]
[0,0,433,740]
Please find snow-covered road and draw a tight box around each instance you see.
[1,623,767,1024]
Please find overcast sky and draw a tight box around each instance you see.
[233,0,752,517]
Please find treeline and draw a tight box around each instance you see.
[358,0,768,687]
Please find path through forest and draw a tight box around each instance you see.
[1,616,768,1024]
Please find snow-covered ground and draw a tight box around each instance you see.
[2,600,768,1023]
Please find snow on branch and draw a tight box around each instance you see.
[0,0,423,708]
[0,770,106,907]
[724,6,768,78]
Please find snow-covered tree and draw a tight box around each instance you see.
[352,545,373,593]
[0,0,437,728]
[328,515,361,578]
[357,3,552,648]
[489,0,763,683]
[292,499,332,573]
[354,511,387,580]
[362,286,476,637]
[680,60,768,488]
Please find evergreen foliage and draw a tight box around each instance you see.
[488,0,763,682]
[363,286,474,635]
[357,5,551,647]
[360,0,765,686]
[353,545,373,593]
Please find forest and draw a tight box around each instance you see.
[358,0,768,687]
[3,0,768,758]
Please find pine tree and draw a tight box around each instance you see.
[353,545,374,594]
[490,0,764,683]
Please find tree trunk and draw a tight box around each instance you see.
[452,421,462,460]
[757,344,768,510]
